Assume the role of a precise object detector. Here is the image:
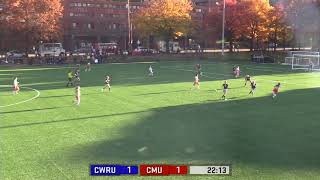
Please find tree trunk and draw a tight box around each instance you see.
[250,36,254,52]
[283,32,286,51]
[273,28,278,52]
[229,40,233,52]
[165,38,170,53]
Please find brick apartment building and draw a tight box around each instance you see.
[63,0,217,51]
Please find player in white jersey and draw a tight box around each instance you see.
[192,73,200,89]
[235,66,240,78]
[85,62,91,72]
[148,65,154,76]
[13,77,20,94]
[74,86,80,106]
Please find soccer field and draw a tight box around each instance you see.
[1,58,320,179]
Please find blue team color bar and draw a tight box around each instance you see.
[90,164,139,176]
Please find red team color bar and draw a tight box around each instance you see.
[140,165,188,176]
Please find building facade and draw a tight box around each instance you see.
[63,0,216,51]
[63,0,144,51]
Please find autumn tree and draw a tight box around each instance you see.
[205,0,248,52]
[241,0,272,51]
[268,3,290,51]
[4,0,63,51]
[133,0,193,52]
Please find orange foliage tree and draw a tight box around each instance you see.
[268,3,290,51]
[204,0,273,51]
[133,0,193,52]
[205,0,248,52]
[4,0,63,51]
[241,0,272,51]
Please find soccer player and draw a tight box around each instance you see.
[244,75,251,86]
[192,73,200,89]
[13,77,20,94]
[76,64,81,71]
[85,62,91,72]
[309,61,314,71]
[66,70,74,87]
[235,66,240,78]
[74,69,80,86]
[102,75,111,92]
[222,80,228,100]
[74,85,80,106]
[148,65,154,76]
[272,83,281,98]
[249,80,256,95]
[195,64,202,76]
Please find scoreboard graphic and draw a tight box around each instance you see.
[90,164,231,176]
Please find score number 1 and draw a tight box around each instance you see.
[127,166,131,174]
[169,165,188,175]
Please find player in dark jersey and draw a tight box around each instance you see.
[195,64,202,76]
[102,75,111,92]
[74,69,80,86]
[222,80,228,100]
[249,80,256,95]
[244,75,251,86]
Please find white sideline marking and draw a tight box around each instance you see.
[161,66,233,78]
[245,67,290,73]
[0,86,40,108]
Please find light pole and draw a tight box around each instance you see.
[127,0,132,52]
[221,0,226,56]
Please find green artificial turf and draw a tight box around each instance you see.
[1,57,320,180]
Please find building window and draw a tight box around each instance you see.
[73,13,86,17]
[196,9,202,13]
[113,24,117,29]
[87,3,94,7]
[69,3,76,7]
[72,23,77,28]
[70,13,74,16]
[82,3,87,7]
[88,23,94,29]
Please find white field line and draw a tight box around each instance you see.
[245,67,291,73]
[0,86,40,108]
[161,66,233,78]
[0,67,72,72]
[162,63,293,72]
